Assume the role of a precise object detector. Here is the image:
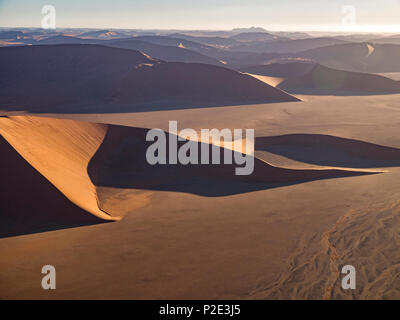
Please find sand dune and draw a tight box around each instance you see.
[0,116,377,225]
[0,135,106,238]
[168,33,240,47]
[105,38,224,65]
[371,35,400,45]
[0,44,159,110]
[215,51,281,68]
[0,116,115,221]
[245,74,285,87]
[378,72,400,81]
[296,42,400,73]
[241,62,314,87]
[278,64,400,95]
[0,30,23,40]
[87,124,375,199]
[37,35,99,45]
[0,115,375,224]
[255,134,400,168]
[78,30,126,39]
[256,134,400,160]
[132,35,221,57]
[112,62,299,106]
[35,35,224,66]
[0,44,298,113]
[240,62,315,78]
[231,37,347,53]
[241,62,400,95]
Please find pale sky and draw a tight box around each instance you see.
[1,0,400,32]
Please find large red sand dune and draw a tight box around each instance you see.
[242,62,400,95]
[278,64,400,94]
[0,115,378,229]
[0,134,106,238]
[0,116,115,221]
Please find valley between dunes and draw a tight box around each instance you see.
[2,94,400,299]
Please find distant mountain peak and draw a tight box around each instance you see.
[232,27,268,33]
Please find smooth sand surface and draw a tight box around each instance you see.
[378,72,400,81]
[2,94,400,299]
[0,116,114,221]
[246,64,400,95]
[246,73,285,87]
[278,64,400,94]
[0,135,106,238]
[38,94,400,148]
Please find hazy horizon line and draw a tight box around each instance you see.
[1,25,400,35]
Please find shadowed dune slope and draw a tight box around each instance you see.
[131,35,220,57]
[111,62,299,106]
[0,116,384,227]
[0,44,298,113]
[0,116,116,221]
[296,42,400,73]
[36,35,225,66]
[371,35,400,45]
[0,135,106,238]
[0,30,23,39]
[231,37,347,53]
[78,30,126,39]
[241,62,400,95]
[256,134,400,168]
[168,33,240,47]
[245,74,285,88]
[37,35,99,45]
[240,62,316,78]
[106,39,224,65]
[277,64,400,95]
[0,44,158,110]
[87,125,375,198]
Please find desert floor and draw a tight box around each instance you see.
[1,94,400,299]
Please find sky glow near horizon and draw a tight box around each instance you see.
[0,0,400,33]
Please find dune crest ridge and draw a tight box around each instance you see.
[0,115,389,226]
[0,116,116,221]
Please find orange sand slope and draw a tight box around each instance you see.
[0,115,392,226]
[0,135,106,238]
[0,116,115,221]
[244,73,285,87]
[88,124,375,192]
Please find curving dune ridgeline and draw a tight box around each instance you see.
[0,115,381,225]
[0,116,116,221]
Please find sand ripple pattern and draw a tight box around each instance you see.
[248,200,400,299]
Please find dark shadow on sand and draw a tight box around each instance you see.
[0,136,109,239]
[87,126,375,197]
[0,98,300,115]
[277,88,400,96]
[255,134,400,168]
